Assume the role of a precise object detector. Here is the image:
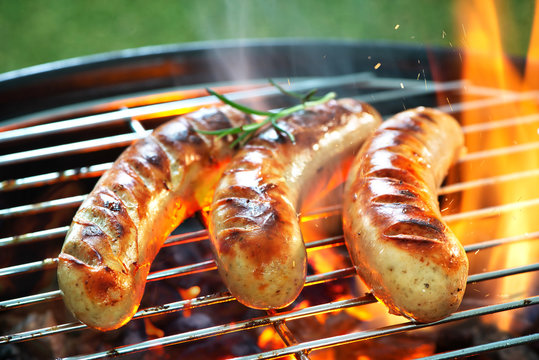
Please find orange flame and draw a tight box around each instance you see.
[257,327,283,350]
[178,285,201,317]
[143,318,164,339]
[453,0,539,332]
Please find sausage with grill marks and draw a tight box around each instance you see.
[57,106,253,331]
[343,107,468,323]
[209,99,382,309]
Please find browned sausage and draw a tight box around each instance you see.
[209,99,382,309]
[343,107,468,323]
[57,106,253,331]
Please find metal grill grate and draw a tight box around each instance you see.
[0,42,538,359]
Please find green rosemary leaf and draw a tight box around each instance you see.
[302,88,320,102]
[271,116,295,143]
[241,121,268,132]
[196,126,242,136]
[206,88,273,116]
[269,79,322,103]
[195,84,336,148]
[268,78,304,100]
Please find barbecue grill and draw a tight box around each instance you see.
[0,39,538,359]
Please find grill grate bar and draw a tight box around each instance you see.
[0,92,424,169]
[0,226,69,247]
[0,75,531,172]
[0,131,149,167]
[128,118,148,135]
[13,192,533,263]
[0,230,349,284]
[1,201,537,279]
[467,263,539,283]
[0,90,229,143]
[4,129,539,218]
[356,80,464,105]
[0,162,112,192]
[231,296,539,360]
[146,259,216,282]
[0,74,471,170]
[436,89,539,114]
[0,195,85,219]
[458,141,539,163]
[0,77,525,194]
[461,112,539,134]
[58,296,379,360]
[0,73,378,143]
[0,290,62,311]
[2,259,535,345]
[0,257,57,277]
[3,160,539,222]
[464,231,539,252]
[267,310,311,360]
[0,292,236,344]
[0,203,341,248]
[0,100,533,193]
[443,197,539,223]
[438,168,539,195]
[163,229,210,246]
[416,333,539,360]
[10,154,538,246]
[0,268,369,344]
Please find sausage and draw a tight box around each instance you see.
[343,107,468,323]
[209,99,382,309]
[57,106,254,331]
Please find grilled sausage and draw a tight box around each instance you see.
[343,107,468,323]
[57,106,253,331]
[209,99,382,309]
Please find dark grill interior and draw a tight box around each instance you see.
[0,40,537,359]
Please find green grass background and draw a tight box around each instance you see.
[0,0,535,74]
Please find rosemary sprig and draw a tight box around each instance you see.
[268,78,320,103]
[197,83,336,147]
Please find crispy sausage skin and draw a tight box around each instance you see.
[343,107,468,323]
[209,99,382,309]
[57,106,253,331]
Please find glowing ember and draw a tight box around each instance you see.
[177,285,201,317]
[178,285,201,299]
[143,318,164,339]
[257,327,283,350]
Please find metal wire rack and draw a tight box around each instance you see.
[0,63,538,359]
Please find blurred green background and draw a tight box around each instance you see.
[0,0,535,74]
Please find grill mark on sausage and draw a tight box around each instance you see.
[153,118,191,145]
[371,192,419,205]
[113,162,151,217]
[413,112,437,123]
[210,99,381,310]
[82,224,105,238]
[256,103,355,148]
[65,221,107,266]
[365,168,424,189]
[122,139,171,193]
[343,107,467,323]
[58,105,254,330]
[217,212,285,265]
[215,197,274,228]
[383,218,445,245]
